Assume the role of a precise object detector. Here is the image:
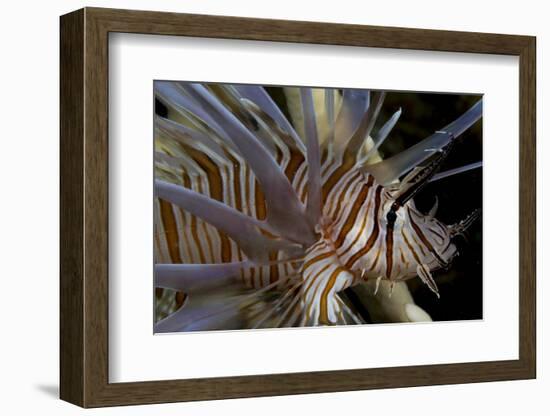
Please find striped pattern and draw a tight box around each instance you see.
[300,240,359,325]
[155,108,305,290]
[153,83,474,331]
[320,170,457,285]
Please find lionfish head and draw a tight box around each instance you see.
[387,195,457,273]
[375,137,481,295]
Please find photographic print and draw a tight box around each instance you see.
[153,82,482,333]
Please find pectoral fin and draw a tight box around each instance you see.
[416,264,440,298]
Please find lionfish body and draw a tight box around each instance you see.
[154,83,481,332]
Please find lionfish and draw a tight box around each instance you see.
[153,83,482,332]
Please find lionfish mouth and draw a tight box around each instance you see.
[153,83,482,332]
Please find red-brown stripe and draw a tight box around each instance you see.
[254,181,267,220]
[159,199,183,263]
[402,228,422,265]
[319,267,346,324]
[325,171,362,218]
[408,208,446,266]
[334,175,374,248]
[269,251,280,284]
[345,186,383,269]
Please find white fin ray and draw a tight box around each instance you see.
[181,83,317,245]
[155,261,254,292]
[300,88,322,226]
[364,108,402,162]
[155,279,283,333]
[233,85,306,153]
[429,161,482,183]
[332,89,370,157]
[155,115,227,161]
[365,100,482,186]
[324,88,336,153]
[155,180,294,261]
[155,81,236,147]
[416,264,440,298]
[344,91,386,156]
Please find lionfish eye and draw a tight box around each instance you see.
[386,210,397,224]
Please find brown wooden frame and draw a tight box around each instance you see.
[60,7,536,408]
